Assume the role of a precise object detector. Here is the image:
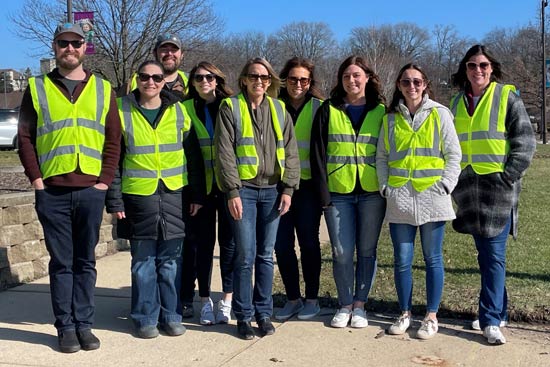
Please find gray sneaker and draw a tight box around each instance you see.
[275,299,304,321]
[471,319,507,331]
[297,300,320,320]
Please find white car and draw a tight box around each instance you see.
[0,109,19,149]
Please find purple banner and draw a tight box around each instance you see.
[74,11,95,55]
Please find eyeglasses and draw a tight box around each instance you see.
[193,74,216,83]
[466,62,491,71]
[287,76,311,86]
[246,73,271,83]
[56,40,85,49]
[138,73,164,83]
[399,78,424,88]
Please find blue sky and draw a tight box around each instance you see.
[0,0,541,72]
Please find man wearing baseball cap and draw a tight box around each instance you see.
[17,22,121,353]
[125,33,188,100]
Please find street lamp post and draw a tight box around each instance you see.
[542,0,548,144]
[2,71,7,109]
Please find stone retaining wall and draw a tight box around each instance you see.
[0,192,128,290]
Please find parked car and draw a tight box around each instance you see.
[0,109,19,149]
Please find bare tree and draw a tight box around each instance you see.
[273,22,336,63]
[10,0,222,88]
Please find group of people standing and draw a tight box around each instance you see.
[17,22,535,354]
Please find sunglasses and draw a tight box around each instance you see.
[466,62,491,71]
[138,73,164,83]
[246,73,271,83]
[56,40,85,49]
[193,73,216,83]
[399,78,424,88]
[287,76,311,86]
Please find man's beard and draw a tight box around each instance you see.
[162,56,181,74]
[56,52,84,70]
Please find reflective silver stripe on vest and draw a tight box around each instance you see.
[79,145,102,160]
[327,156,355,164]
[356,135,378,145]
[297,141,310,149]
[467,154,507,163]
[389,167,443,178]
[77,118,105,135]
[450,93,463,115]
[311,98,321,118]
[356,156,375,164]
[37,118,72,136]
[163,165,186,176]
[272,98,285,132]
[328,133,355,143]
[198,137,212,147]
[39,145,75,165]
[301,160,310,169]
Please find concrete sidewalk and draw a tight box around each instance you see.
[0,250,549,367]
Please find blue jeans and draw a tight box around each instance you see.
[275,184,322,300]
[34,186,106,331]
[229,186,281,322]
[130,238,183,327]
[389,222,446,313]
[324,192,386,306]
[473,217,511,329]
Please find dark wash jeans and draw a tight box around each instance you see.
[181,186,235,303]
[229,186,281,322]
[274,185,322,301]
[34,186,106,331]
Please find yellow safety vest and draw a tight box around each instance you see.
[222,93,286,180]
[450,82,513,174]
[383,109,444,192]
[130,70,189,95]
[29,74,110,179]
[294,98,322,180]
[183,99,215,194]
[118,98,189,195]
[326,103,385,193]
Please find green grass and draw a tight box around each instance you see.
[274,144,550,323]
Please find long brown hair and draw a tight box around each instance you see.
[330,55,385,109]
[186,61,234,100]
[279,57,324,102]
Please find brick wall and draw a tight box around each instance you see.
[0,192,128,290]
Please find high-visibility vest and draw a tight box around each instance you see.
[294,97,322,180]
[383,109,444,192]
[450,82,513,174]
[130,70,189,94]
[222,93,286,180]
[326,103,385,193]
[29,74,110,180]
[118,98,189,195]
[183,99,215,194]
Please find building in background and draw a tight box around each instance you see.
[40,58,56,75]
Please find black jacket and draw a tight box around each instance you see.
[106,90,205,240]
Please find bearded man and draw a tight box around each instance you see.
[17,23,121,353]
[124,34,188,100]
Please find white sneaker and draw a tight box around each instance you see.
[388,313,411,335]
[200,298,215,325]
[350,308,368,328]
[471,319,508,331]
[216,299,232,324]
[416,317,438,340]
[483,325,507,345]
[330,308,352,328]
